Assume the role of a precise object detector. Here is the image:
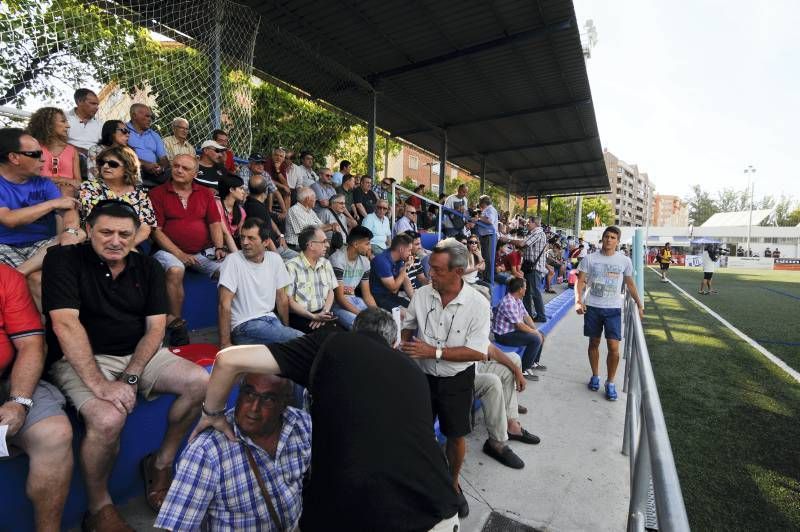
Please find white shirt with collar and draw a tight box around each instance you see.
[402,282,490,377]
[66,108,102,151]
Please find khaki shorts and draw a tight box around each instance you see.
[49,347,181,412]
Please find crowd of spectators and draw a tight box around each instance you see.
[0,88,583,531]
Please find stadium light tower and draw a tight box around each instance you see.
[744,165,756,255]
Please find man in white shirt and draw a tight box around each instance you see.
[66,88,101,155]
[393,202,418,236]
[442,184,468,237]
[285,187,337,249]
[400,238,490,519]
[217,218,303,348]
[361,199,392,256]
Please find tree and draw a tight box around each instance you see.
[330,126,403,176]
[581,196,615,229]
[716,187,749,212]
[686,185,718,226]
[530,197,575,229]
[786,208,800,227]
[770,195,799,226]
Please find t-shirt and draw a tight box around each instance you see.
[702,250,717,273]
[370,250,404,296]
[218,251,291,328]
[266,330,460,531]
[503,250,522,272]
[242,197,275,240]
[352,187,378,214]
[578,251,633,309]
[442,194,467,229]
[196,163,227,191]
[66,108,103,152]
[0,265,44,374]
[42,243,168,366]
[126,122,167,164]
[658,248,672,264]
[406,255,425,289]
[329,248,370,289]
[0,175,61,246]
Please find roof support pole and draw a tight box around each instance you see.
[574,195,583,236]
[438,130,448,195]
[507,175,513,213]
[522,185,529,215]
[546,196,552,225]
[210,4,222,130]
[367,90,377,178]
[479,157,486,195]
[536,193,542,217]
[384,135,390,180]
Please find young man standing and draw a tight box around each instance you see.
[575,226,644,401]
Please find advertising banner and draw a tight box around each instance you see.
[773,258,800,271]
[727,257,775,269]
[685,255,702,267]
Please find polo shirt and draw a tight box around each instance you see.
[361,213,391,250]
[242,197,275,240]
[474,205,498,236]
[42,243,168,367]
[402,282,490,377]
[126,122,167,164]
[0,265,44,374]
[149,181,221,254]
[369,250,404,297]
[267,330,460,531]
[352,187,378,214]
[0,175,60,246]
[66,108,102,151]
[310,181,337,213]
[162,135,196,161]
[196,163,226,191]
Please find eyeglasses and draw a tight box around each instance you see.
[174,126,189,131]
[322,173,332,178]
[468,241,479,245]
[376,206,389,210]
[239,386,282,407]
[405,211,417,215]
[9,150,43,159]
[310,239,329,245]
[423,307,457,347]
[97,159,122,169]
[116,128,130,135]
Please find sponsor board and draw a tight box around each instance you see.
[774,258,800,271]
[685,255,702,267]
[727,257,775,269]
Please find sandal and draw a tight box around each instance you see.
[141,453,173,511]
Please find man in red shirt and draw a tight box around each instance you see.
[149,154,227,345]
[0,264,73,532]
[503,241,524,280]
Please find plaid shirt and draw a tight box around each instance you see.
[285,203,322,246]
[522,227,548,273]
[492,293,527,335]
[285,252,338,312]
[155,408,312,532]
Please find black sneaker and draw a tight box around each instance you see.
[482,440,525,469]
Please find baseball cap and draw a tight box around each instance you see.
[248,153,266,162]
[201,140,226,150]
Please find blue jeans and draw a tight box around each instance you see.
[524,269,547,320]
[332,295,368,329]
[494,330,543,370]
[231,315,304,345]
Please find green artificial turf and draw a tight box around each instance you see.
[653,266,800,371]
[642,275,800,531]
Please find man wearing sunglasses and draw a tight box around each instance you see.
[196,140,228,191]
[0,128,82,310]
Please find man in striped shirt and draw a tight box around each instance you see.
[284,187,336,249]
[285,226,339,332]
[156,373,311,531]
[520,217,549,323]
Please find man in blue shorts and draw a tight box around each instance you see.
[575,226,643,401]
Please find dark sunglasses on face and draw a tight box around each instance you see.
[98,159,122,169]
[468,241,479,245]
[116,128,130,135]
[213,148,227,153]
[9,150,43,159]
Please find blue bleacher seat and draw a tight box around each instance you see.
[182,270,219,330]
[419,232,441,251]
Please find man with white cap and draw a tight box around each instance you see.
[195,140,228,191]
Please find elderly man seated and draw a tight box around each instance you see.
[317,193,354,250]
[329,226,377,329]
[284,225,339,333]
[156,373,311,531]
[0,128,83,310]
[310,167,337,213]
[149,154,227,346]
[285,187,336,250]
[369,233,415,311]
[43,200,209,530]
[0,264,73,532]
[361,199,392,256]
[161,118,194,162]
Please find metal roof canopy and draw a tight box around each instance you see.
[132,0,609,197]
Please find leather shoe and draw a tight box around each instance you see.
[517,404,528,415]
[82,504,134,532]
[483,440,525,469]
[508,428,541,444]
[456,489,469,518]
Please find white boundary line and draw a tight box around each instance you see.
[647,267,800,384]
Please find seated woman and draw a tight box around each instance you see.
[87,119,138,180]
[215,173,248,253]
[460,235,491,301]
[79,146,155,248]
[27,107,81,196]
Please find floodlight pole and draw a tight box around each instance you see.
[438,130,448,195]
[744,165,756,255]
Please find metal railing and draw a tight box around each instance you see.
[622,294,691,532]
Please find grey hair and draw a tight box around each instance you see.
[171,117,189,128]
[433,237,469,270]
[296,186,315,203]
[330,193,345,204]
[352,307,397,347]
[478,194,492,206]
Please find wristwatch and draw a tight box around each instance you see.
[119,372,139,386]
[64,227,80,237]
[435,347,443,360]
[8,395,33,414]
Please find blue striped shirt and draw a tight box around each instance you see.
[155,407,312,531]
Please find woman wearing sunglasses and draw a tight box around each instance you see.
[87,120,137,180]
[27,107,81,196]
[79,146,155,247]
[459,235,491,301]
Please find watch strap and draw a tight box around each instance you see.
[8,395,33,413]
[202,402,226,417]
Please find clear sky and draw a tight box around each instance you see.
[573,0,799,203]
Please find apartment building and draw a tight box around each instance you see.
[603,149,654,227]
[651,194,689,227]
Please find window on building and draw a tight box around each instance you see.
[408,155,419,170]
[431,161,440,175]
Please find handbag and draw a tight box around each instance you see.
[242,443,285,531]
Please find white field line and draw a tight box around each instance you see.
[646,267,800,384]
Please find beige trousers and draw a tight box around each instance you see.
[475,356,521,442]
